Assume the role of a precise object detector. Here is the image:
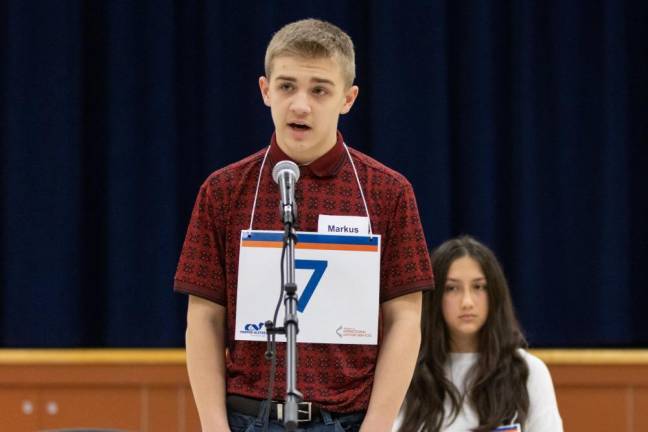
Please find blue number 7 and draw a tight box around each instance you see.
[295,259,328,312]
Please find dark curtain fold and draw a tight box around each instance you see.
[1,1,646,347]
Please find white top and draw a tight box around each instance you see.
[393,350,563,432]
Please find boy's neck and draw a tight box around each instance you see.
[275,134,338,165]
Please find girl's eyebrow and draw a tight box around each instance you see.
[446,277,486,282]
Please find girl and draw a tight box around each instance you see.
[396,236,562,432]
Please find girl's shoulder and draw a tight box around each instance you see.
[516,349,556,392]
[516,349,549,372]
[516,353,564,431]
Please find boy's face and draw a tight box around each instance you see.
[259,55,358,164]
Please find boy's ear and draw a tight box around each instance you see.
[340,85,359,115]
[259,76,271,107]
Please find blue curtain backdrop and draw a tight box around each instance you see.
[1,1,646,347]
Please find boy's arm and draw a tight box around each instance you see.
[360,291,422,432]
[186,295,231,432]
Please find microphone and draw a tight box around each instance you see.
[272,160,300,225]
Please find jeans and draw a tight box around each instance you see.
[228,401,365,432]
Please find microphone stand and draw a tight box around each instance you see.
[266,194,302,431]
[282,220,302,431]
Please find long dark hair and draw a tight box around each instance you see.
[400,236,529,432]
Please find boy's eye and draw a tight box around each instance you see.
[313,87,328,96]
[279,83,294,91]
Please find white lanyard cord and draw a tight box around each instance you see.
[246,146,271,236]
[344,143,373,238]
[246,143,373,238]
[510,411,519,425]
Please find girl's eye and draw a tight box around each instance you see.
[444,284,457,292]
[474,284,486,291]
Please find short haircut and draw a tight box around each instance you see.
[264,18,356,88]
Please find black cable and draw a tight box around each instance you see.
[262,232,289,432]
[274,235,288,324]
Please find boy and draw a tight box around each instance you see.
[175,19,433,431]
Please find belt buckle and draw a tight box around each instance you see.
[297,401,312,423]
[275,401,313,423]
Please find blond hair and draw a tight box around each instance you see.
[264,19,356,88]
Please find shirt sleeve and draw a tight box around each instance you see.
[524,352,564,432]
[379,179,434,302]
[173,177,227,305]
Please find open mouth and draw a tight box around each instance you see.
[289,122,311,131]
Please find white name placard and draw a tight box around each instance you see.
[318,214,370,236]
[235,230,381,345]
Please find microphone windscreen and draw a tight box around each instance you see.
[272,160,300,183]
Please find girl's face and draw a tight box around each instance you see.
[442,256,489,352]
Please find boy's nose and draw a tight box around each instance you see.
[290,92,311,115]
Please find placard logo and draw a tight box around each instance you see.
[241,322,266,336]
[335,325,372,339]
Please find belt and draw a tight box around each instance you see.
[226,395,325,423]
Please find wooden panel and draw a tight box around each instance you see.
[147,386,180,432]
[556,386,629,430]
[549,364,648,386]
[0,364,189,385]
[184,386,201,432]
[38,386,141,430]
[533,349,648,365]
[635,387,648,431]
[0,349,185,365]
[0,388,38,432]
[2,350,648,431]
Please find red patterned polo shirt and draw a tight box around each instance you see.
[174,132,433,413]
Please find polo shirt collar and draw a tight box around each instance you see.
[267,131,347,178]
